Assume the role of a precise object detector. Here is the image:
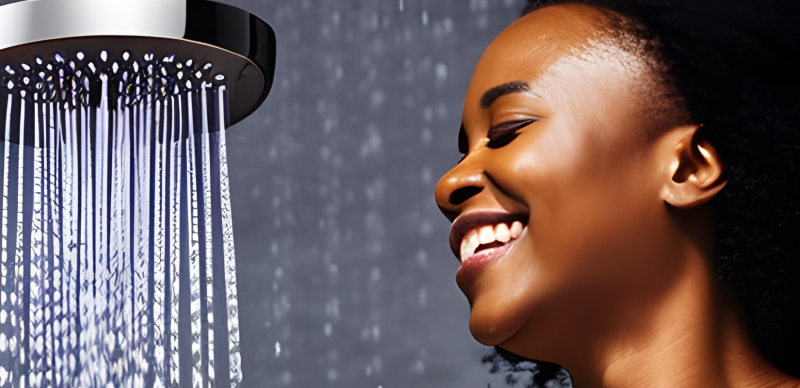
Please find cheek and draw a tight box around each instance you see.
[500,118,614,227]
[497,119,664,287]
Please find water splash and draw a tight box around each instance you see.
[0,51,241,387]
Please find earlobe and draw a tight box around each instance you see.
[660,126,727,209]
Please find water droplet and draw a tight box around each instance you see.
[435,62,448,80]
[327,369,338,381]
[76,52,85,60]
[100,50,108,61]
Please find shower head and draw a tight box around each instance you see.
[0,0,275,131]
[0,2,270,385]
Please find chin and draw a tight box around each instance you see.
[467,296,530,346]
[466,284,569,364]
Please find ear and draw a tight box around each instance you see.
[660,125,727,209]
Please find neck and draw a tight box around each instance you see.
[562,246,798,388]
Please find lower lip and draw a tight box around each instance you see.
[456,237,521,281]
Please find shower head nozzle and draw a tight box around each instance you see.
[0,0,275,128]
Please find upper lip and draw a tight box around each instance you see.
[449,210,528,261]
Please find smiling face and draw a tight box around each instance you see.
[435,4,701,361]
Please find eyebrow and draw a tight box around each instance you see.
[479,80,530,109]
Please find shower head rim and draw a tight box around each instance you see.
[0,0,276,127]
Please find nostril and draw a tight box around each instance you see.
[449,186,483,206]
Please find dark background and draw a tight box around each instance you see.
[0,0,526,386]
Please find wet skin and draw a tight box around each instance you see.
[435,4,800,388]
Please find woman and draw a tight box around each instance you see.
[434,0,800,386]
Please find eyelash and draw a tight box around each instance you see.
[457,118,538,163]
[486,119,538,149]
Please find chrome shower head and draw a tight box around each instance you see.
[0,0,275,131]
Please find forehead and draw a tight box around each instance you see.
[465,4,618,111]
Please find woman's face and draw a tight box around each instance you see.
[435,4,691,360]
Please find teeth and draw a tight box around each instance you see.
[478,225,495,245]
[495,223,510,243]
[460,235,469,261]
[468,231,479,257]
[460,220,526,262]
[460,230,479,262]
[510,221,524,239]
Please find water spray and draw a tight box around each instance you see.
[0,0,275,386]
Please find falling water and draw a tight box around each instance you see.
[0,51,241,387]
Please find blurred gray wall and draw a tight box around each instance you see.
[0,0,527,386]
[222,1,526,386]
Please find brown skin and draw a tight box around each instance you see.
[434,4,800,388]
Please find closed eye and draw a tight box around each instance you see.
[486,118,538,149]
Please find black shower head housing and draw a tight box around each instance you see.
[0,0,276,145]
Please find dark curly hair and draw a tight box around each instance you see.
[483,0,800,386]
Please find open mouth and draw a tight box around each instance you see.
[449,210,528,263]
[460,221,525,262]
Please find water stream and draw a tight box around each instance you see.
[0,51,242,388]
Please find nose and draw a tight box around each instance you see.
[435,162,484,222]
